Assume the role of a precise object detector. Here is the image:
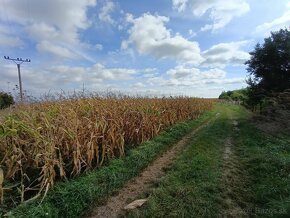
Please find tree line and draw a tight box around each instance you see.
[220,28,290,111]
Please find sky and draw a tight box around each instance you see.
[0,0,289,98]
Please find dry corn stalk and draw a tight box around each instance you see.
[0,97,215,205]
[0,168,3,204]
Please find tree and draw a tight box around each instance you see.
[219,91,231,100]
[245,29,290,95]
[218,88,249,105]
[0,92,14,109]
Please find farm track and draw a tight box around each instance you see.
[86,115,218,218]
[221,120,248,217]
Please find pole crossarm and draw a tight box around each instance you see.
[4,56,31,65]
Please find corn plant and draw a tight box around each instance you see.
[0,96,214,205]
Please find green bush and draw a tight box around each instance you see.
[0,92,14,109]
[219,88,248,102]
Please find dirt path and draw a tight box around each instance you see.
[86,116,216,218]
[222,120,248,217]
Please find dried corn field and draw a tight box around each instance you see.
[0,97,214,205]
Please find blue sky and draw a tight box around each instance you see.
[0,0,289,97]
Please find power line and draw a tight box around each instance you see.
[3,56,31,102]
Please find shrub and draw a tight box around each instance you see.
[0,92,14,109]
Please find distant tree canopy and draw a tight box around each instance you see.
[245,28,290,99]
[0,92,14,109]
[219,88,248,103]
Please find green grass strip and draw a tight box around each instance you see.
[236,118,290,217]
[6,109,216,218]
[128,104,239,217]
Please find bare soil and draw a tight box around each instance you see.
[86,117,214,218]
[221,120,248,218]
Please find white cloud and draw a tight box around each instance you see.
[167,66,226,80]
[200,24,213,32]
[255,10,290,35]
[26,23,62,42]
[188,29,196,38]
[136,68,158,78]
[144,66,245,93]
[0,0,96,44]
[202,41,250,68]
[172,0,250,31]
[0,34,23,47]
[167,66,199,79]
[37,41,78,59]
[131,82,146,88]
[0,0,96,58]
[125,13,134,23]
[221,78,245,84]
[95,44,103,50]
[172,0,187,12]
[122,13,204,65]
[1,62,142,94]
[1,61,246,98]
[142,68,157,73]
[0,24,23,47]
[91,63,137,80]
[99,0,116,25]
[46,63,138,82]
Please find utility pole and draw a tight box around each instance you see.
[4,56,31,101]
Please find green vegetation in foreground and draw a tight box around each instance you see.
[5,107,216,218]
[128,104,244,217]
[7,104,290,218]
[128,104,290,217]
[236,119,290,217]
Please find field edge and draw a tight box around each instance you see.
[5,107,217,218]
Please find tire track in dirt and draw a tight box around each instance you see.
[222,120,248,218]
[86,115,217,218]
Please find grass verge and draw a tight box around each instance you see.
[4,108,216,218]
[236,118,290,217]
[128,104,290,217]
[127,104,240,217]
